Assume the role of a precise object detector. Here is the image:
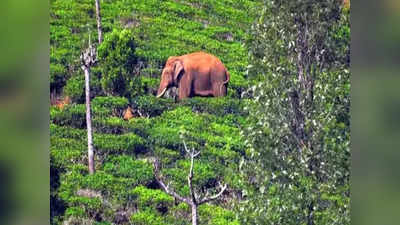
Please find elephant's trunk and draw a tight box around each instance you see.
[156,87,167,98]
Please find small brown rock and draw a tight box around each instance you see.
[123,106,134,120]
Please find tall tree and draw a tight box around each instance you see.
[80,36,97,174]
[95,0,103,44]
[240,0,350,224]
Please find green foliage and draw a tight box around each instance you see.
[50,96,130,129]
[63,75,85,103]
[154,146,181,165]
[94,133,145,155]
[130,210,168,225]
[63,70,103,103]
[164,160,218,196]
[240,1,350,224]
[65,206,86,218]
[130,186,174,209]
[92,116,126,134]
[50,104,111,128]
[91,96,129,116]
[51,104,87,128]
[98,29,139,97]
[133,95,175,117]
[51,63,67,91]
[199,204,240,225]
[180,97,245,116]
[103,156,153,183]
[68,196,103,215]
[51,137,84,169]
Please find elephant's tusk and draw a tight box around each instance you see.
[156,88,167,98]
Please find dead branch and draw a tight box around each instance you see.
[198,183,227,204]
[153,159,191,204]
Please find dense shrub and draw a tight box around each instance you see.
[94,133,146,155]
[50,124,146,155]
[63,70,103,103]
[51,145,84,169]
[132,95,175,117]
[126,117,153,136]
[50,104,111,128]
[98,29,140,97]
[50,123,87,140]
[92,117,127,134]
[130,186,174,209]
[154,146,182,165]
[198,204,240,225]
[50,63,67,92]
[130,210,168,225]
[180,97,245,116]
[51,96,130,129]
[51,104,87,128]
[63,75,85,103]
[163,159,219,196]
[103,155,153,184]
[91,96,129,117]
[141,77,160,93]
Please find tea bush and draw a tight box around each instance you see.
[50,63,67,91]
[92,96,129,117]
[130,186,174,209]
[180,97,245,116]
[130,210,168,225]
[63,75,85,103]
[51,104,111,128]
[103,156,153,184]
[132,95,175,117]
[94,133,146,155]
[198,204,240,225]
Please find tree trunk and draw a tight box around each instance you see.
[95,0,103,44]
[191,203,198,225]
[84,67,95,174]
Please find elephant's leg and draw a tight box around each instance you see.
[178,73,192,100]
[178,85,191,100]
[212,82,225,97]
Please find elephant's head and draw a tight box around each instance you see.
[156,57,184,98]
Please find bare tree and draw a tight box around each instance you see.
[80,35,97,174]
[153,140,227,225]
[94,0,103,44]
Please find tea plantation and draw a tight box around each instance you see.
[50,0,260,224]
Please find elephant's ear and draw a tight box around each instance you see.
[173,60,184,83]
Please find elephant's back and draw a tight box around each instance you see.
[181,52,226,71]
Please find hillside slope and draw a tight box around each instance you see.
[50,0,260,224]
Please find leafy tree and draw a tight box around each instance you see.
[239,1,350,224]
[97,29,140,97]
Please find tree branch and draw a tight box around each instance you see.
[188,150,196,204]
[153,159,191,204]
[198,183,227,205]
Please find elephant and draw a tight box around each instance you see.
[156,52,230,100]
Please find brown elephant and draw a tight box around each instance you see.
[156,52,230,100]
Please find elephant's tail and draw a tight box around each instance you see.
[219,70,230,96]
